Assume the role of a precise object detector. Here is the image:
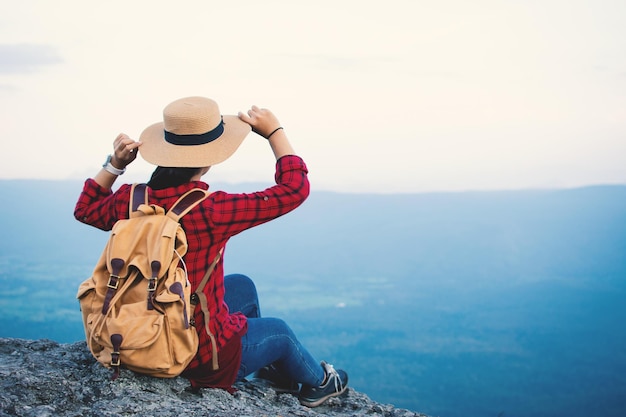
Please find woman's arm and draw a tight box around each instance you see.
[75,133,140,230]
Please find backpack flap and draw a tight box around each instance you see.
[105,186,209,291]
[106,213,181,283]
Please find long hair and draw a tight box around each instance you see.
[147,166,202,190]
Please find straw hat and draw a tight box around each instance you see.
[139,96,251,167]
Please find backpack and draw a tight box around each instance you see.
[76,183,220,379]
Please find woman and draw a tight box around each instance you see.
[74,96,348,407]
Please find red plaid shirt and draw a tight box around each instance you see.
[75,155,309,373]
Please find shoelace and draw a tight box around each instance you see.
[324,363,342,391]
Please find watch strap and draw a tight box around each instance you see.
[102,155,126,175]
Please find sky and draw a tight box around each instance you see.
[1,0,624,193]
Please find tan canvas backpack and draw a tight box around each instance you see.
[77,183,219,379]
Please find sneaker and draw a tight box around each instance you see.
[254,364,300,394]
[298,361,348,407]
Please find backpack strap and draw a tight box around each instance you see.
[167,188,210,221]
[129,184,209,219]
[129,183,149,218]
[190,248,224,371]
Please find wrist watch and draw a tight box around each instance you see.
[102,154,126,176]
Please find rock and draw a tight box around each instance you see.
[0,338,429,417]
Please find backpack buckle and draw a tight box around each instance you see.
[107,275,120,289]
[190,293,199,305]
[148,277,157,292]
[111,352,121,367]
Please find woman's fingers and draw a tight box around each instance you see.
[239,106,280,138]
[113,133,141,165]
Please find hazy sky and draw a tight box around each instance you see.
[1,0,624,193]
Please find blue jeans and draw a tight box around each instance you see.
[224,274,325,386]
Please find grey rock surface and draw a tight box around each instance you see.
[0,338,429,417]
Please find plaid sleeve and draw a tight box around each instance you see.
[74,179,132,231]
[210,155,310,237]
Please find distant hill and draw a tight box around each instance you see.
[3,180,625,282]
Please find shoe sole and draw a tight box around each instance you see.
[298,385,348,408]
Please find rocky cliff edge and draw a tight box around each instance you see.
[0,338,429,417]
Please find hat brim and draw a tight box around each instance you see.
[138,115,251,167]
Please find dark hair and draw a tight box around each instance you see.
[147,166,202,190]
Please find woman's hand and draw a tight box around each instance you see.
[111,133,141,169]
[238,105,295,159]
[238,106,282,139]
[93,133,141,190]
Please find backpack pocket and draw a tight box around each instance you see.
[77,277,97,309]
[155,267,198,367]
[94,302,173,373]
[77,277,99,343]
[105,304,165,350]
